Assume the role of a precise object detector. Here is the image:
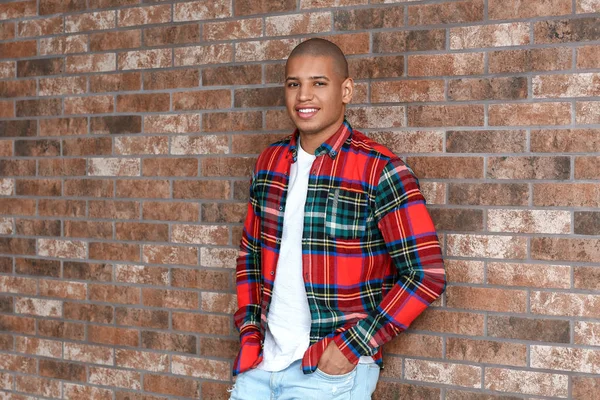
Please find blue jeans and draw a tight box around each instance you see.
[229,360,380,400]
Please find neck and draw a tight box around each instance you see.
[297,117,345,155]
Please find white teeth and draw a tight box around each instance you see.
[298,108,317,113]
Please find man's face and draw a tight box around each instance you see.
[285,55,353,138]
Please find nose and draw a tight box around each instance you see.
[298,84,313,102]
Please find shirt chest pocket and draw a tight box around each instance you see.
[325,188,369,239]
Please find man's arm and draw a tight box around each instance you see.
[332,158,446,364]
[233,172,263,373]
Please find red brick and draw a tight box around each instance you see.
[116,307,168,329]
[408,105,484,127]
[201,157,255,177]
[89,200,139,220]
[116,136,169,156]
[142,201,199,222]
[15,218,61,236]
[405,359,481,388]
[15,140,60,156]
[0,0,36,19]
[171,134,229,155]
[0,40,37,59]
[142,244,197,265]
[39,76,86,97]
[534,183,600,207]
[0,100,14,118]
[90,30,141,51]
[573,377,600,400]
[172,268,230,291]
[488,315,570,343]
[62,137,112,156]
[144,114,200,133]
[16,98,61,117]
[142,158,198,177]
[64,95,114,115]
[575,156,600,179]
[172,312,230,335]
[577,45,600,68]
[534,17,600,44]
[116,349,169,372]
[234,0,295,16]
[89,326,139,347]
[372,80,444,103]
[449,77,527,101]
[203,18,262,41]
[231,133,284,154]
[143,69,199,90]
[118,4,171,27]
[489,0,571,19]
[89,366,141,390]
[39,199,86,217]
[173,89,231,111]
[409,0,484,25]
[39,117,87,136]
[174,44,233,66]
[141,331,196,353]
[66,54,116,73]
[0,315,35,334]
[374,29,446,53]
[234,87,283,108]
[489,102,571,126]
[142,288,198,310]
[488,156,570,180]
[39,279,86,300]
[115,263,169,285]
[38,320,85,341]
[63,383,113,400]
[489,47,572,73]
[0,354,36,373]
[447,338,527,367]
[144,374,200,398]
[89,242,140,262]
[235,39,298,62]
[15,376,61,398]
[39,0,86,15]
[39,359,86,382]
[385,333,442,359]
[64,343,114,365]
[65,10,115,33]
[90,72,141,93]
[407,157,483,179]
[171,355,230,380]
[117,93,169,112]
[447,234,527,259]
[17,16,62,38]
[144,23,200,46]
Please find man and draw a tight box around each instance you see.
[230,38,446,399]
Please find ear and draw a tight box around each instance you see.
[341,77,354,105]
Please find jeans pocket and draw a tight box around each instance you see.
[314,366,357,398]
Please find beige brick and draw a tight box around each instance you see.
[174,44,233,66]
[118,49,172,70]
[174,0,231,21]
[487,210,570,234]
[66,54,116,73]
[447,234,527,259]
[200,247,237,268]
[534,73,600,98]
[578,0,600,12]
[64,383,113,400]
[450,23,530,49]
[171,135,228,155]
[575,321,600,346]
[89,366,141,389]
[143,244,197,266]
[236,39,298,62]
[532,345,600,374]
[346,106,405,128]
[266,12,331,36]
[15,297,62,317]
[38,238,87,259]
[87,158,140,177]
[172,224,228,246]
[489,0,571,19]
[487,262,571,289]
[118,4,171,27]
[577,101,600,124]
[485,368,568,397]
[115,349,169,372]
[171,355,230,380]
[65,11,115,33]
[64,343,114,365]
[531,291,600,318]
[16,337,62,358]
[204,18,262,41]
[405,359,481,388]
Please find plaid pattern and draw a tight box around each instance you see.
[234,120,446,376]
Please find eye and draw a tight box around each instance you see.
[287,82,299,88]
[314,81,326,86]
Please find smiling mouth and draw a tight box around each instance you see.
[296,107,319,119]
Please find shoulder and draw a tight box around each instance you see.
[254,134,292,170]
[347,129,412,174]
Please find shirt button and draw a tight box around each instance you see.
[278,206,283,211]
[331,151,337,156]
[270,271,275,276]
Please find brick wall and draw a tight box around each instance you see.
[0,0,599,398]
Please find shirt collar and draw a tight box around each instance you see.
[288,119,353,162]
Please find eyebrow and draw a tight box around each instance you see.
[285,75,331,82]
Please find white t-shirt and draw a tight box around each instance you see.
[257,143,315,372]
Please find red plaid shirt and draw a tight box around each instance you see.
[234,120,446,375]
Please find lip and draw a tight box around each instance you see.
[295,106,320,120]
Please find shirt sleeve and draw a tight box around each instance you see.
[333,158,446,364]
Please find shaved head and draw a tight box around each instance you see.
[286,38,349,79]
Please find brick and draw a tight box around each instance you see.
[142,201,199,221]
[489,102,571,126]
[15,376,60,398]
[0,120,36,137]
[90,72,141,93]
[89,200,139,220]
[447,234,527,259]
[200,247,238,268]
[372,80,444,103]
[489,47,572,73]
[201,292,236,314]
[531,291,600,318]
[172,268,230,291]
[408,105,484,127]
[116,349,169,372]
[64,303,114,323]
[0,61,15,78]
[374,383,441,400]
[199,337,238,359]
[174,44,233,66]
[488,315,570,343]
[63,383,113,400]
[142,158,198,177]
[577,45,600,68]
[532,237,600,263]
[118,49,172,70]
[16,218,61,236]
[488,262,570,288]
[173,89,230,110]
[115,179,170,199]
[143,114,200,134]
[488,156,570,180]
[429,208,483,231]
[202,382,232,400]
[412,309,484,336]
[174,0,231,21]
[65,343,114,365]
[449,77,527,101]
[40,35,88,55]
[577,101,600,124]
[16,337,62,358]
[16,98,61,117]
[575,321,600,346]
[265,109,296,130]
[89,242,140,262]
[385,333,442,359]
[534,183,600,207]
[117,93,169,112]
[265,63,285,84]
[0,158,36,176]
[87,158,140,176]
[0,315,35,334]
[89,367,141,389]
[0,80,35,98]
[39,359,86,382]
[142,69,197,91]
[65,95,114,115]
[89,283,140,305]
[144,374,200,398]
[39,279,86,300]
[578,0,600,12]
[66,11,115,33]
[172,355,229,380]
[39,117,86,136]
[447,286,527,313]
[15,297,62,317]
[335,6,404,31]
[325,33,371,55]
[37,238,87,259]
[407,157,482,179]
[201,157,255,177]
[0,0,36,19]
[116,307,168,329]
[17,16,62,38]
[575,212,600,235]
[266,12,331,36]
[485,368,568,397]
[15,178,61,197]
[91,30,141,51]
[40,0,86,15]
[409,0,483,25]
[447,338,526,367]
[534,73,600,98]
[490,0,571,19]
[39,199,86,217]
[172,224,228,246]
[535,17,600,43]
[349,56,404,80]
[301,0,368,8]
[141,331,196,353]
[115,263,169,285]
[142,288,198,310]
[38,320,85,341]
[172,312,230,335]
[39,76,86,96]
[451,23,530,49]
[0,100,14,118]
[63,137,112,156]
[0,353,35,373]
[345,106,404,129]
[142,244,197,265]
[576,156,600,179]
[115,392,169,400]
[15,139,60,157]
[231,133,289,154]
[444,260,484,284]
[573,377,600,400]
[90,115,142,135]
[144,23,200,46]
[89,0,139,8]
[118,4,171,27]
[447,130,526,153]
[533,345,600,374]
[0,41,37,59]
[235,39,298,62]
[405,359,481,388]
[203,18,263,41]
[66,54,116,73]
[0,22,14,41]
[234,0,295,16]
